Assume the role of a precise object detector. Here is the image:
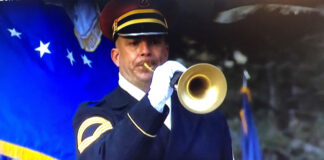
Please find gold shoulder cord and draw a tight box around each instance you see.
[127,113,156,138]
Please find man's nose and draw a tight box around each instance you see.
[139,41,151,56]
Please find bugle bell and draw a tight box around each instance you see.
[144,63,227,114]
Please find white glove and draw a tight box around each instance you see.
[148,60,187,112]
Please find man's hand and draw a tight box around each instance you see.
[148,60,187,112]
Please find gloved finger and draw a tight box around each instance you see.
[157,60,187,76]
[167,60,187,74]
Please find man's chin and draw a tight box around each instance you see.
[138,72,153,81]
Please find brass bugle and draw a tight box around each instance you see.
[143,62,154,72]
[144,62,227,114]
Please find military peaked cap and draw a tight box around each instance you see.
[100,0,168,41]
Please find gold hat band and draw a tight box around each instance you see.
[112,9,168,37]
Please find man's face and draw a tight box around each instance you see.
[111,35,169,90]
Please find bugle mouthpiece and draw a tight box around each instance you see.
[143,62,154,72]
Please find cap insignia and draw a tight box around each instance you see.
[138,0,150,8]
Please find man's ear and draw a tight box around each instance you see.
[111,48,120,67]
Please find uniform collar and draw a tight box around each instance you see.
[118,73,172,129]
[118,73,146,101]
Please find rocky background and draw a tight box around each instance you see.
[157,0,324,159]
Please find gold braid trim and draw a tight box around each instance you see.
[127,113,156,138]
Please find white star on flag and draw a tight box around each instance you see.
[35,41,51,58]
[66,49,75,66]
[81,54,92,68]
[8,28,22,39]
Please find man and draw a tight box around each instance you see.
[73,0,233,159]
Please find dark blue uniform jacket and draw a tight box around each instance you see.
[73,87,232,160]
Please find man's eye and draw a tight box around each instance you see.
[150,38,162,45]
[130,40,140,45]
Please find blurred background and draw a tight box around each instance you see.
[1,0,324,160]
[163,1,324,160]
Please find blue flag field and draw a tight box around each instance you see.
[0,1,118,159]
